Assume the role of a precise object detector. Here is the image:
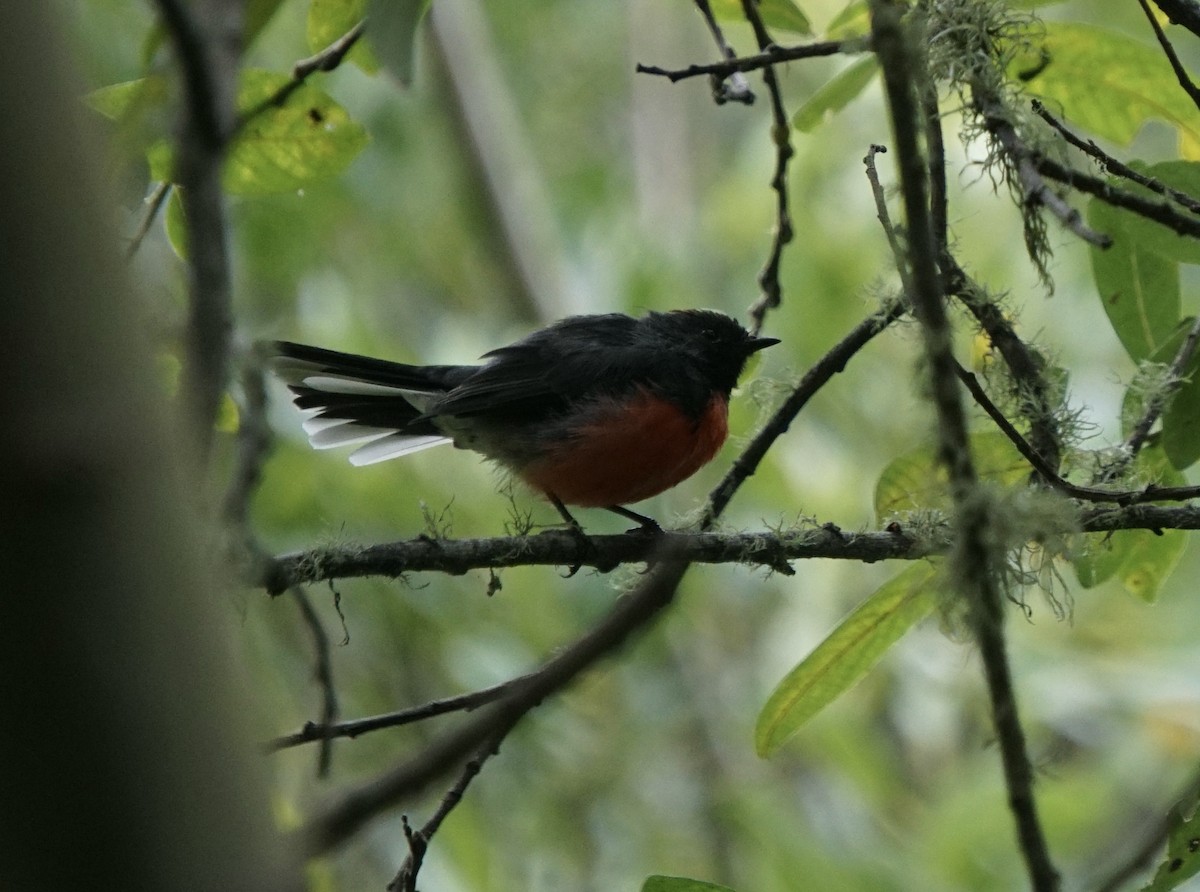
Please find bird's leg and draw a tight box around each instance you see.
[549,493,590,577]
[603,505,662,535]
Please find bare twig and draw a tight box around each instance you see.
[1034,154,1200,240]
[975,95,1111,249]
[268,673,533,751]
[1138,0,1200,110]
[692,0,755,104]
[152,0,241,456]
[1151,0,1200,38]
[237,19,365,133]
[636,40,861,84]
[288,586,340,776]
[125,181,172,261]
[389,738,498,891]
[869,2,1059,889]
[1031,100,1200,216]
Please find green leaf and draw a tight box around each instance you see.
[1142,787,1200,891]
[245,0,288,46]
[1072,445,1186,601]
[755,563,940,756]
[824,1,868,40]
[793,57,878,133]
[308,0,378,72]
[709,0,812,35]
[1086,162,1200,363]
[875,431,1028,520]
[84,76,168,121]
[1015,23,1200,157]
[164,186,188,259]
[366,0,432,87]
[225,69,369,195]
[642,877,737,892]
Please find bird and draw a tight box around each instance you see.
[271,309,778,530]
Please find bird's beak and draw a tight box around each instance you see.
[747,336,780,354]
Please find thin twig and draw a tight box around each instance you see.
[692,0,755,104]
[125,181,172,261]
[1138,0,1200,110]
[237,20,365,134]
[975,95,1111,248]
[869,2,1059,889]
[1105,313,1200,482]
[1031,100,1200,216]
[636,39,861,84]
[389,737,498,891]
[268,673,533,750]
[152,0,240,456]
[289,586,340,776]
[1034,154,1200,240]
[739,0,794,333]
[1151,0,1200,38]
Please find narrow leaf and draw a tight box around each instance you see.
[793,57,878,132]
[366,0,432,87]
[709,0,812,35]
[756,563,940,757]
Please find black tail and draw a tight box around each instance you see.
[270,341,467,466]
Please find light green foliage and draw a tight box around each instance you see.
[792,57,878,133]
[642,877,738,892]
[1016,23,1200,158]
[365,0,430,86]
[1087,162,1200,362]
[1143,786,1200,890]
[1072,446,1187,602]
[756,562,940,756]
[709,0,811,35]
[308,0,377,71]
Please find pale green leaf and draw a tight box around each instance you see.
[225,69,368,195]
[709,0,812,35]
[1016,23,1200,157]
[756,563,940,756]
[824,1,868,40]
[793,57,878,132]
[875,431,1027,520]
[164,186,188,260]
[1086,162,1200,364]
[308,0,378,72]
[366,0,432,87]
[642,877,737,892]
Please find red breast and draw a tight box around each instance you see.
[518,389,729,507]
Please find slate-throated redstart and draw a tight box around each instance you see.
[272,309,778,528]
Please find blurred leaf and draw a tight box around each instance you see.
[793,57,878,132]
[245,0,288,46]
[84,76,167,120]
[1163,356,1200,469]
[642,877,737,892]
[165,186,188,259]
[226,69,369,195]
[709,0,812,35]
[366,0,432,87]
[308,0,378,72]
[1142,787,1200,891]
[1072,445,1186,601]
[875,432,1027,520]
[756,562,940,757]
[825,1,868,39]
[1014,23,1200,158]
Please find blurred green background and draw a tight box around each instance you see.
[66,0,1200,888]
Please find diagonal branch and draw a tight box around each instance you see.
[869,2,1059,889]
[691,0,755,104]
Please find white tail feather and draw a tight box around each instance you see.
[308,423,398,450]
[349,434,449,465]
